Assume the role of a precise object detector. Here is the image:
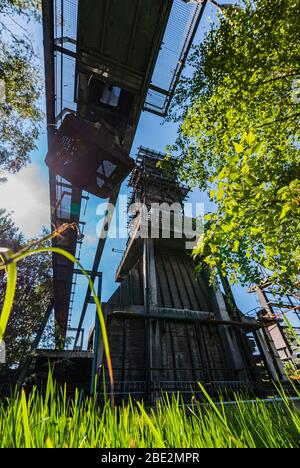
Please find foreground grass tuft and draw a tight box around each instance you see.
[0,376,299,448]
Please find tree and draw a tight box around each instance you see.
[168,0,300,290]
[0,0,42,182]
[0,209,54,366]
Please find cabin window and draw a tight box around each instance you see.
[100,85,121,107]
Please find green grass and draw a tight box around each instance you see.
[1,225,300,448]
[0,376,299,448]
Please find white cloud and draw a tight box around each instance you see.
[83,232,97,246]
[0,164,50,238]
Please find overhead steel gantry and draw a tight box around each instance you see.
[42,0,207,345]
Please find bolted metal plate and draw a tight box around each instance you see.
[45,114,135,198]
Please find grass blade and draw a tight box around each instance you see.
[0,249,17,344]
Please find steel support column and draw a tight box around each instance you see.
[90,274,102,395]
[74,187,120,348]
[143,238,152,405]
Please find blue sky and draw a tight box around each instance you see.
[0,1,260,347]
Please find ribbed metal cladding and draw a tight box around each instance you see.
[155,252,213,312]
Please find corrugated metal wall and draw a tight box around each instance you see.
[101,248,251,399]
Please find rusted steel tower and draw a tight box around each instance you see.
[248,280,300,382]
[96,147,263,402]
[41,0,207,342]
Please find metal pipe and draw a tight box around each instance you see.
[108,310,261,329]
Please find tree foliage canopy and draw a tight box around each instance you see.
[0,0,42,182]
[0,209,53,366]
[168,0,300,290]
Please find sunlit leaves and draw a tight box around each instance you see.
[279,204,291,220]
[169,0,300,290]
[194,137,300,289]
[233,142,244,154]
[0,1,41,179]
[0,210,52,366]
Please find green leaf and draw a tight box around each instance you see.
[279,204,291,220]
[241,163,250,175]
[246,174,256,185]
[217,166,229,180]
[246,131,255,144]
[222,224,232,233]
[230,172,240,181]
[252,142,263,154]
[232,240,239,252]
[233,142,244,154]
[217,183,225,200]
